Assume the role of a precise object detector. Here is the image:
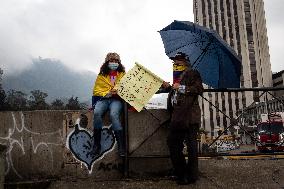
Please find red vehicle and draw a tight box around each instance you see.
[256,121,284,152]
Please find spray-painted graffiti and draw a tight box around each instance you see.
[216,140,240,152]
[66,117,116,173]
[98,162,123,172]
[0,112,63,178]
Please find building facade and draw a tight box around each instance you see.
[193,0,273,137]
[273,70,284,97]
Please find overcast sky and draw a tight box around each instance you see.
[0,0,283,81]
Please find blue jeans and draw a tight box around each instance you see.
[93,98,123,131]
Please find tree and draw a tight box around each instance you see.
[79,102,88,110]
[28,90,49,110]
[66,96,81,110]
[0,68,3,86]
[6,90,28,110]
[0,89,6,110]
[51,99,65,110]
[0,68,7,110]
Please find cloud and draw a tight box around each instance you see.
[1,0,281,79]
[264,0,284,27]
[264,0,284,72]
[0,0,193,81]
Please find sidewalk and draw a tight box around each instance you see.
[48,158,284,189]
[5,158,284,189]
[49,178,215,189]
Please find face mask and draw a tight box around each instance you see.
[173,63,187,72]
[108,62,119,70]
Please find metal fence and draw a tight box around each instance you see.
[123,87,284,176]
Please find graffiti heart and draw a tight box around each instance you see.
[67,124,116,172]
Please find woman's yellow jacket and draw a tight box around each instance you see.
[93,72,125,97]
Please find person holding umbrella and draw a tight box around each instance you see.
[162,52,204,185]
[92,52,126,156]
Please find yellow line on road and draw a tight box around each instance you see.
[198,155,284,160]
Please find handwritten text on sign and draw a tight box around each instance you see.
[114,62,163,112]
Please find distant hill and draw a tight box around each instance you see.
[3,58,96,104]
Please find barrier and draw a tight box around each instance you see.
[0,109,283,188]
[0,110,171,182]
[0,144,6,189]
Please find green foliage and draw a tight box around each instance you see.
[0,89,6,110]
[6,90,28,110]
[66,96,81,110]
[28,90,49,110]
[51,99,65,110]
[79,102,88,110]
[0,68,7,110]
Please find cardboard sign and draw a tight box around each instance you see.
[114,62,163,112]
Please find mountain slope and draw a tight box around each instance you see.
[3,58,96,103]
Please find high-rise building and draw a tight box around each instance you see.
[193,0,273,136]
[273,70,284,97]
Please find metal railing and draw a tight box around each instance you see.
[123,87,284,176]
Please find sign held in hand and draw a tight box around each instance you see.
[114,62,163,112]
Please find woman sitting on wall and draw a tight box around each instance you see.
[92,52,126,156]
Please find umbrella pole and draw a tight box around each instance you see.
[192,41,212,68]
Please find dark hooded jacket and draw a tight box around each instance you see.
[167,68,204,129]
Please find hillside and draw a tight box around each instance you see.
[3,58,96,103]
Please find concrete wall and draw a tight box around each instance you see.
[0,111,127,182]
[1,109,284,187]
[0,109,172,182]
[0,145,6,189]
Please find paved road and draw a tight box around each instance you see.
[47,159,284,189]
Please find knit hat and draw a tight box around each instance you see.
[105,52,121,63]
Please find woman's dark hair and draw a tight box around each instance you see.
[99,61,125,75]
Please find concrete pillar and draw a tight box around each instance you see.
[0,144,7,189]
